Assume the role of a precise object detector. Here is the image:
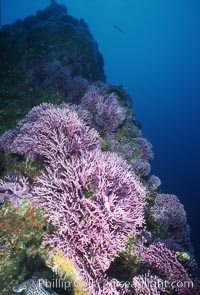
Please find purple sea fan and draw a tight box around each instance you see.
[151,194,187,233]
[134,242,198,295]
[32,150,146,289]
[81,85,126,132]
[133,272,164,295]
[8,105,100,161]
[0,173,31,205]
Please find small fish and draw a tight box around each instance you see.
[114,25,125,33]
[13,274,58,295]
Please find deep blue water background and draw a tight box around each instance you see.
[2,0,200,258]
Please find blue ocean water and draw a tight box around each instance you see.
[2,0,200,258]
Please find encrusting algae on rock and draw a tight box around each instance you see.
[47,251,88,295]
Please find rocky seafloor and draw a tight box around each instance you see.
[0,1,199,294]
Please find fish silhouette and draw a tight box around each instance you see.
[114,25,125,33]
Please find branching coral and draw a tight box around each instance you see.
[0,103,54,152]
[130,159,151,177]
[68,76,89,102]
[81,85,126,133]
[95,278,128,295]
[42,60,72,95]
[22,58,89,101]
[147,175,161,191]
[0,173,31,205]
[105,134,153,176]
[132,138,153,162]
[134,242,199,294]
[32,150,146,292]
[133,272,164,295]
[151,194,188,243]
[0,104,100,162]
[0,129,18,152]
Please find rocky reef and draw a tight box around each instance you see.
[0,1,199,295]
[0,0,105,134]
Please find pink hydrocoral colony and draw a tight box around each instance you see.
[68,75,89,102]
[134,242,199,295]
[0,173,30,205]
[106,134,153,177]
[147,175,161,191]
[0,104,100,161]
[0,129,18,152]
[32,150,146,292]
[130,159,151,177]
[133,137,154,161]
[133,272,164,295]
[0,103,54,151]
[43,60,72,95]
[151,194,187,239]
[22,57,89,101]
[81,85,126,133]
[96,278,128,295]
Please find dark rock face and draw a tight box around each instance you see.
[0,0,105,134]
[1,1,105,82]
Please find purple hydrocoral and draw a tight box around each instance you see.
[32,150,146,292]
[43,60,72,95]
[106,134,153,176]
[134,242,198,295]
[22,58,71,94]
[68,76,89,102]
[22,57,89,101]
[81,85,126,133]
[21,57,47,88]
[133,272,164,295]
[43,61,89,100]
[0,103,54,152]
[132,137,154,162]
[0,173,31,205]
[151,194,187,236]
[0,104,100,161]
[154,238,198,273]
[147,175,161,191]
[16,102,54,128]
[96,278,128,295]
[64,103,93,125]
[0,129,18,152]
[130,159,151,177]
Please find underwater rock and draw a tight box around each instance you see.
[1,1,105,82]
[0,0,105,133]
